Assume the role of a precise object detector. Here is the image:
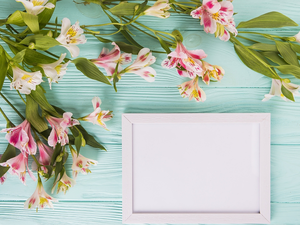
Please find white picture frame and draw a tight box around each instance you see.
[122,113,270,224]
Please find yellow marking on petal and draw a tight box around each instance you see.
[32,0,44,6]
[281,93,284,97]
[70,39,78,44]
[21,74,33,83]
[55,65,62,74]
[191,90,199,98]
[97,112,105,126]
[67,27,77,38]
[212,12,219,20]
[39,197,49,206]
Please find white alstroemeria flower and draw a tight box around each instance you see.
[24,179,58,210]
[56,18,86,58]
[262,79,300,101]
[39,53,69,89]
[16,0,55,16]
[11,67,43,94]
[144,0,171,19]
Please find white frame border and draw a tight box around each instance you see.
[122,113,270,224]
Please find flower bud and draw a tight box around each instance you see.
[28,42,35,49]
[47,30,53,37]
[283,78,291,83]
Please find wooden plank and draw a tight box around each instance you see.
[0,202,299,224]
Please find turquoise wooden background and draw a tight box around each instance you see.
[1,0,300,224]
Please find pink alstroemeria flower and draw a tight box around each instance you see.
[121,48,156,82]
[0,153,36,184]
[201,61,225,85]
[0,154,7,184]
[91,42,132,78]
[32,141,54,173]
[178,77,206,102]
[70,148,97,179]
[191,0,237,41]
[46,112,80,147]
[81,97,113,130]
[162,42,207,78]
[24,179,58,210]
[1,120,37,155]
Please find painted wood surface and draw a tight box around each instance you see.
[1,0,300,224]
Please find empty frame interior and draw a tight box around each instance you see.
[132,122,260,213]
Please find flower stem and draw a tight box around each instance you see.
[17,91,27,105]
[236,35,259,43]
[0,107,10,123]
[32,155,41,168]
[0,92,25,120]
[0,28,22,41]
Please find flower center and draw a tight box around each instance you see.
[212,12,219,20]
[32,0,44,6]
[21,74,33,83]
[67,26,78,38]
[55,65,62,74]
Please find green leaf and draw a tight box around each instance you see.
[26,95,48,132]
[12,49,26,64]
[72,58,111,85]
[0,45,8,92]
[0,144,16,178]
[22,12,39,33]
[237,11,298,28]
[20,34,60,51]
[248,43,278,52]
[234,44,280,79]
[6,11,26,27]
[38,0,57,29]
[134,0,149,15]
[290,43,300,54]
[275,41,299,66]
[29,85,60,117]
[115,41,141,54]
[281,84,294,101]
[75,133,83,155]
[109,2,139,16]
[156,35,171,54]
[50,143,62,166]
[261,52,288,65]
[275,65,300,79]
[95,36,112,43]
[172,30,183,43]
[76,125,106,151]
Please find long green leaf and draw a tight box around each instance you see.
[248,43,278,52]
[29,85,60,117]
[109,2,139,16]
[20,34,60,51]
[237,11,298,28]
[72,57,111,85]
[290,43,300,54]
[234,44,280,79]
[0,144,16,178]
[21,12,39,33]
[26,95,48,132]
[276,41,299,66]
[261,52,288,65]
[275,65,300,79]
[0,45,8,92]
[50,143,62,166]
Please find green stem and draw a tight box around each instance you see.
[236,35,259,43]
[32,155,41,167]
[17,91,26,105]
[0,28,22,41]
[0,92,25,120]
[0,107,10,123]
[237,31,285,40]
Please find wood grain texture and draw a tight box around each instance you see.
[1,0,300,224]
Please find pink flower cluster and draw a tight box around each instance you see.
[191,0,237,41]
[162,42,224,102]
[0,98,112,209]
[91,42,156,82]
